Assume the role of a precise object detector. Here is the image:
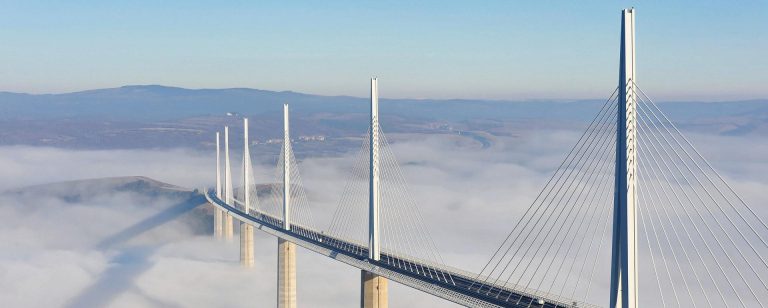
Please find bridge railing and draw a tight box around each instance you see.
[206,188,509,307]
[207,188,600,308]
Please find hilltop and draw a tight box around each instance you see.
[0,85,766,150]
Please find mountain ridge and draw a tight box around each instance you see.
[2,84,766,104]
[0,85,766,149]
[2,85,766,123]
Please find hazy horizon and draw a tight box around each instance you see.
[2,2,766,100]
[4,84,768,103]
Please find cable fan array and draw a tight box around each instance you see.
[233,138,320,241]
[633,82,768,307]
[471,89,620,306]
[234,144,259,214]
[267,143,320,240]
[474,82,768,307]
[326,128,455,284]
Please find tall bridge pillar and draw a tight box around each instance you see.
[361,271,388,308]
[610,8,638,308]
[278,103,298,307]
[240,225,254,267]
[362,78,388,308]
[278,238,297,308]
[224,126,235,240]
[214,131,224,238]
[241,118,255,267]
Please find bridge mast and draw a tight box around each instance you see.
[278,104,297,308]
[243,119,251,216]
[283,103,292,230]
[224,126,234,240]
[610,8,638,308]
[216,131,222,199]
[214,132,223,238]
[369,78,381,261]
[362,78,388,308]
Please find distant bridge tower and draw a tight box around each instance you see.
[224,126,235,240]
[362,78,388,308]
[610,8,638,308]
[369,78,381,263]
[241,118,255,267]
[283,104,292,232]
[214,131,223,238]
[278,103,297,308]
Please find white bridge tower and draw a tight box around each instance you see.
[362,78,388,308]
[278,104,297,308]
[610,8,638,308]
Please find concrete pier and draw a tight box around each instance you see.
[361,271,388,308]
[224,214,234,239]
[214,208,223,238]
[278,238,297,308]
[240,223,254,267]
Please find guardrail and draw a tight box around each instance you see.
[204,188,600,308]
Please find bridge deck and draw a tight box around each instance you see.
[206,190,597,308]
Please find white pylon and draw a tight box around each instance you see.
[216,131,222,199]
[368,78,381,261]
[278,105,297,307]
[610,8,638,308]
[283,103,292,231]
[243,118,251,216]
[224,126,234,240]
[362,78,388,308]
[214,131,223,238]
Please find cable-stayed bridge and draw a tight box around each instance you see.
[204,8,768,308]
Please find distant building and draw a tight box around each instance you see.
[298,135,326,142]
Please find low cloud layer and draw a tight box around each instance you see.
[0,128,766,307]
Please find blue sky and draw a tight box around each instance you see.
[0,1,765,100]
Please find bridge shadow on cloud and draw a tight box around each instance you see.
[65,246,161,308]
[65,194,206,308]
[131,284,184,308]
[95,194,207,250]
